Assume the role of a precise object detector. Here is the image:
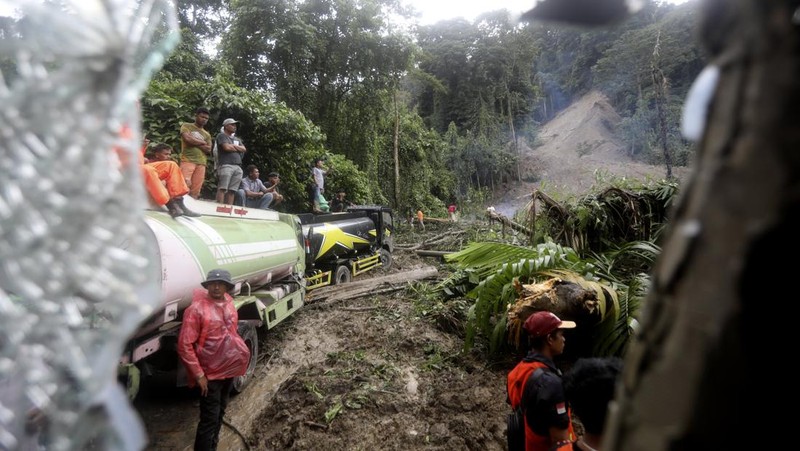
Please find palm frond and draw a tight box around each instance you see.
[591,272,648,356]
[445,241,566,275]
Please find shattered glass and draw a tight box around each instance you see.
[0,0,178,449]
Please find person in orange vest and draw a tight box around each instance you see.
[118,123,199,218]
[507,311,576,451]
[416,209,425,230]
[142,142,200,218]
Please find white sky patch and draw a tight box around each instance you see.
[0,0,19,18]
[404,0,533,25]
[403,0,692,26]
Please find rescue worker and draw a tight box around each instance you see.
[507,311,577,451]
[143,142,200,218]
[177,269,251,451]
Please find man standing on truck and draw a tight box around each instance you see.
[177,269,251,451]
[214,118,246,205]
[310,157,329,213]
[180,107,213,199]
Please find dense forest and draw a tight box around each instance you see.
[135,0,705,215]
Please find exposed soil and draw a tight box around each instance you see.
[493,90,690,217]
[135,229,515,451]
[134,91,686,450]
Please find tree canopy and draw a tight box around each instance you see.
[140,0,704,216]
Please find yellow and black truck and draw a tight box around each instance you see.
[299,205,394,289]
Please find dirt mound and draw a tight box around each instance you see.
[534,90,626,163]
[494,90,688,216]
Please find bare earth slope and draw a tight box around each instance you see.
[494,90,687,216]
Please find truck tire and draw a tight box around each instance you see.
[232,322,258,394]
[334,265,352,285]
[380,249,393,270]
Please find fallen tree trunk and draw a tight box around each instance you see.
[307,265,439,305]
[414,250,453,259]
[486,208,534,239]
[395,230,466,252]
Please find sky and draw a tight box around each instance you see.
[403,0,691,25]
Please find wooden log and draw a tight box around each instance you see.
[423,217,451,223]
[395,230,465,252]
[414,250,453,259]
[307,265,439,306]
[486,208,534,238]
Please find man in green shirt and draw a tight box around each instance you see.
[180,107,213,199]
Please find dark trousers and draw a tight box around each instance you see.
[194,378,233,451]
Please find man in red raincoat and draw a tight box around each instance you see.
[178,269,250,451]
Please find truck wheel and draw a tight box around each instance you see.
[334,265,352,284]
[232,323,258,394]
[380,249,393,270]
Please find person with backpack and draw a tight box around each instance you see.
[507,311,577,451]
[177,269,251,451]
[309,157,330,213]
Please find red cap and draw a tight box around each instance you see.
[523,311,577,338]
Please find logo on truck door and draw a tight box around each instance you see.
[312,223,370,259]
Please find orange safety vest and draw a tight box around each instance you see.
[507,360,574,451]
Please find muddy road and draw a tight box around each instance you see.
[134,246,514,451]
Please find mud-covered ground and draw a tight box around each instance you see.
[135,221,520,451]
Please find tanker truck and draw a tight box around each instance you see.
[118,199,307,399]
[299,205,394,289]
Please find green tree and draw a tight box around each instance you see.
[141,74,332,211]
[221,0,414,172]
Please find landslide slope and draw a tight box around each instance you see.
[494,90,688,216]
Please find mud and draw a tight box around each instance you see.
[135,235,514,451]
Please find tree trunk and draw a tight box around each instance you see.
[393,89,401,207]
[651,32,673,180]
[606,1,797,449]
[487,208,534,238]
[307,266,439,305]
[506,83,521,182]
